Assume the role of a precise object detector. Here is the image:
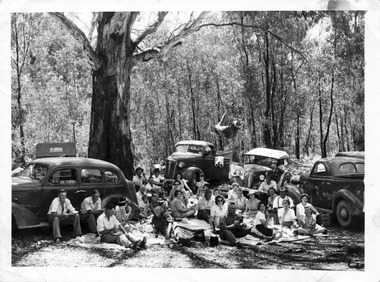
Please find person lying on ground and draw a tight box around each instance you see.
[210,195,228,229]
[295,193,319,222]
[219,202,269,249]
[149,192,174,243]
[254,202,282,241]
[258,175,277,193]
[97,202,146,250]
[195,174,209,197]
[197,188,215,222]
[297,206,326,236]
[278,199,298,237]
[245,190,260,218]
[170,190,196,219]
[168,180,189,206]
[114,197,147,246]
[80,189,103,234]
[47,189,82,243]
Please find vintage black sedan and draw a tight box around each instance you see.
[12,157,138,230]
[293,156,364,228]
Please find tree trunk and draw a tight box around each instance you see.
[215,75,224,150]
[263,30,272,148]
[88,13,135,179]
[322,70,335,157]
[318,72,325,158]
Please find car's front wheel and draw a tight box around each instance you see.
[336,200,354,228]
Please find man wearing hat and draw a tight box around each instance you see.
[273,186,294,224]
[197,188,215,221]
[80,189,103,233]
[132,167,147,192]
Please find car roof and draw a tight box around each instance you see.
[335,151,364,159]
[30,157,120,170]
[244,148,289,159]
[319,156,365,164]
[175,140,214,148]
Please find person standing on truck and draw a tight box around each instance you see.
[47,189,82,243]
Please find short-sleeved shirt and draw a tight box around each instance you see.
[169,187,188,206]
[210,204,227,227]
[258,180,277,193]
[296,203,312,221]
[198,196,215,210]
[254,210,267,226]
[152,175,165,189]
[171,197,187,217]
[273,195,294,209]
[278,208,296,224]
[96,213,120,233]
[48,197,75,215]
[235,196,247,211]
[80,196,101,214]
[132,175,146,187]
[219,212,238,230]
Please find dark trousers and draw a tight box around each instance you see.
[220,228,251,246]
[48,214,82,240]
[80,213,97,233]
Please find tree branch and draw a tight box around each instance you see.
[198,22,308,62]
[134,12,168,46]
[48,12,102,70]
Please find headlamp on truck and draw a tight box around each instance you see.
[178,162,185,168]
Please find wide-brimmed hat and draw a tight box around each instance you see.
[279,186,287,192]
[135,167,144,173]
[299,193,310,201]
[248,189,258,195]
[118,197,128,206]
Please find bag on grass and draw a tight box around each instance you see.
[173,226,194,247]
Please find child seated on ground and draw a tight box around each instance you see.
[297,206,326,236]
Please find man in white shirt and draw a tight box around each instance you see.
[197,188,215,221]
[97,202,145,250]
[132,167,147,192]
[80,189,103,233]
[47,189,82,243]
[273,186,294,224]
[258,175,277,193]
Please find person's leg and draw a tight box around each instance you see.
[281,225,294,237]
[220,230,237,246]
[72,214,82,237]
[87,214,97,233]
[50,216,61,241]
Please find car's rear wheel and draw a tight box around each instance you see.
[336,200,354,228]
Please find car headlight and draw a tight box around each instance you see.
[178,162,185,168]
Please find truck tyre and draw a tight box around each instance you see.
[336,200,354,228]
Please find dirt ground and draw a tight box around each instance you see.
[11,224,364,270]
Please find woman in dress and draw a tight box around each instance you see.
[254,202,282,241]
[295,193,319,222]
[245,190,260,218]
[170,190,196,219]
[278,199,298,237]
[210,195,227,230]
[297,206,326,236]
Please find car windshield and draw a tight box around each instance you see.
[175,145,203,155]
[245,155,277,167]
[20,163,48,181]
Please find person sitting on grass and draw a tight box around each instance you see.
[254,202,282,241]
[245,190,260,218]
[210,195,228,229]
[278,199,298,237]
[295,193,320,222]
[168,180,189,206]
[170,190,196,219]
[227,182,239,201]
[197,188,214,222]
[97,202,146,250]
[234,187,247,213]
[79,189,103,234]
[149,192,174,244]
[219,202,269,249]
[297,206,327,236]
[115,197,147,247]
[195,174,209,197]
[47,189,82,244]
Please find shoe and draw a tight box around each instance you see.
[54,238,61,244]
[139,237,147,249]
[322,229,328,235]
[130,240,141,250]
[236,241,244,249]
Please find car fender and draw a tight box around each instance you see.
[285,184,302,205]
[101,194,140,218]
[12,202,41,229]
[333,189,364,217]
[181,167,203,181]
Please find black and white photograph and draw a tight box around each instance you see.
[1,0,380,281]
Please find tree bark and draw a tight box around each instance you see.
[263,29,272,148]
[88,13,137,179]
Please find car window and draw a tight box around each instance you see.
[105,170,119,183]
[339,163,356,174]
[313,163,327,175]
[21,164,48,181]
[81,168,103,184]
[356,163,364,173]
[49,169,77,184]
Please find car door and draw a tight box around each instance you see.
[307,162,330,208]
[40,167,80,219]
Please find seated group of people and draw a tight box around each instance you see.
[47,189,147,250]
